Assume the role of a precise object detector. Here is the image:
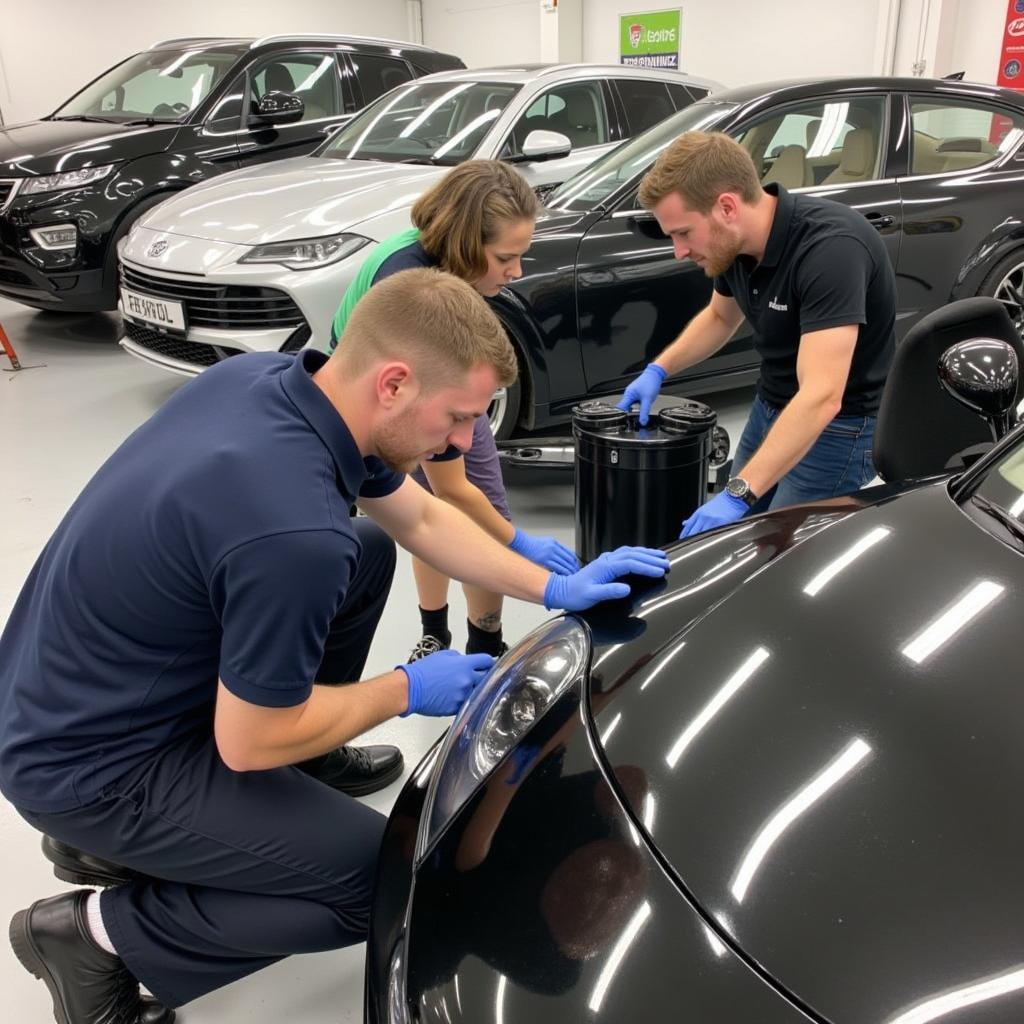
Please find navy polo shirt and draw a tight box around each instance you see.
[715,183,896,416]
[0,350,403,812]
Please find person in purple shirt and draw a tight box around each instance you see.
[330,161,578,664]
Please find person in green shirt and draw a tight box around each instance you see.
[330,160,579,662]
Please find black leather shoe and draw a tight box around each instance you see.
[41,836,139,889]
[299,744,403,796]
[10,889,175,1024]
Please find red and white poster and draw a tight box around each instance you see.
[996,0,1024,89]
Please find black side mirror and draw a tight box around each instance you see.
[250,91,304,126]
[938,337,1019,440]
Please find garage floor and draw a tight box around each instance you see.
[0,296,753,1023]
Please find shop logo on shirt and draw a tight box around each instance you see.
[768,296,789,312]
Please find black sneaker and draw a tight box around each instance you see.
[407,633,451,662]
[10,889,175,1024]
[41,836,139,889]
[298,744,404,797]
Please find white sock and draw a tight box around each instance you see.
[85,890,117,956]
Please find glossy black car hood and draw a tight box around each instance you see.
[588,483,1024,1024]
[0,119,179,176]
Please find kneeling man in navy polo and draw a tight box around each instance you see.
[0,267,670,1024]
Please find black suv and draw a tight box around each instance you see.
[0,34,463,312]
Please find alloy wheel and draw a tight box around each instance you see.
[993,260,1024,338]
[488,386,508,436]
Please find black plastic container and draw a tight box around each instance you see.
[573,399,717,562]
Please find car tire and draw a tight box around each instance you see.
[977,248,1024,340]
[488,333,525,440]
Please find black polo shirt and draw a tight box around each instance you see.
[715,183,896,416]
[0,349,403,813]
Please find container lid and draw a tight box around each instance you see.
[659,400,717,435]
[572,401,628,431]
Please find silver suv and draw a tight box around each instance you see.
[117,63,722,376]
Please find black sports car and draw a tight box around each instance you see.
[490,75,1024,439]
[366,361,1024,1022]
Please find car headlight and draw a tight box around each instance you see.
[238,233,370,270]
[20,164,117,196]
[415,616,589,862]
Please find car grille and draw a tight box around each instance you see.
[121,263,306,330]
[0,267,32,286]
[0,179,19,212]
[123,320,241,368]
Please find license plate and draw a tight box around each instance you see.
[120,287,186,332]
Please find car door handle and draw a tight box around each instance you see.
[864,212,895,230]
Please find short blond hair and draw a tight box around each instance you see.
[412,160,539,280]
[335,267,518,391]
[638,131,762,213]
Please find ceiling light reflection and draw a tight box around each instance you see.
[703,924,727,957]
[665,647,770,769]
[901,580,1004,664]
[730,737,872,903]
[638,637,685,691]
[495,973,506,1024]
[587,901,652,1013]
[888,964,1024,1024]
[803,526,891,596]
[600,712,622,746]
[642,793,656,832]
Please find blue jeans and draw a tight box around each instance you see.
[733,395,876,513]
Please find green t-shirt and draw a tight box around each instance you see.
[328,227,423,350]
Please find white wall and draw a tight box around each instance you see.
[0,0,412,125]
[949,0,1016,84]
[580,0,885,84]
[421,0,541,69]
[419,0,1019,89]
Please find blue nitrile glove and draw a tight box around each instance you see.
[399,650,495,717]
[543,546,671,611]
[509,527,581,575]
[680,491,748,539]
[616,363,667,426]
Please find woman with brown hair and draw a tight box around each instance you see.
[330,160,579,662]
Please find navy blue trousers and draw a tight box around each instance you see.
[18,519,397,1007]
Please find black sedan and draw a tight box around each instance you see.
[367,415,1024,1021]
[490,75,1024,438]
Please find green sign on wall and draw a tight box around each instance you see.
[620,9,682,69]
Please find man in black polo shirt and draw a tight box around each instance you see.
[1,268,670,1024]
[618,131,895,535]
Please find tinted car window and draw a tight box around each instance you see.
[351,53,414,104]
[733,96,886,188]
[547,100,737,211]
[909,98,1024,175]
[55,47,242,121]
[675,83,707,104]
[321,80,520,165]
[615,79,676,134]
[506,80,609,154]
[249,53,341,121]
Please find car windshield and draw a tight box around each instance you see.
[962,432,1024,547]
[319,80,521,165]
[546,99,738,211]
[52,47,244,123]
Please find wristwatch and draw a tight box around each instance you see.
[725,476,759,508]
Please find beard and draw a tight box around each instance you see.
[374,405,429,474]
[699,221,743,277]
